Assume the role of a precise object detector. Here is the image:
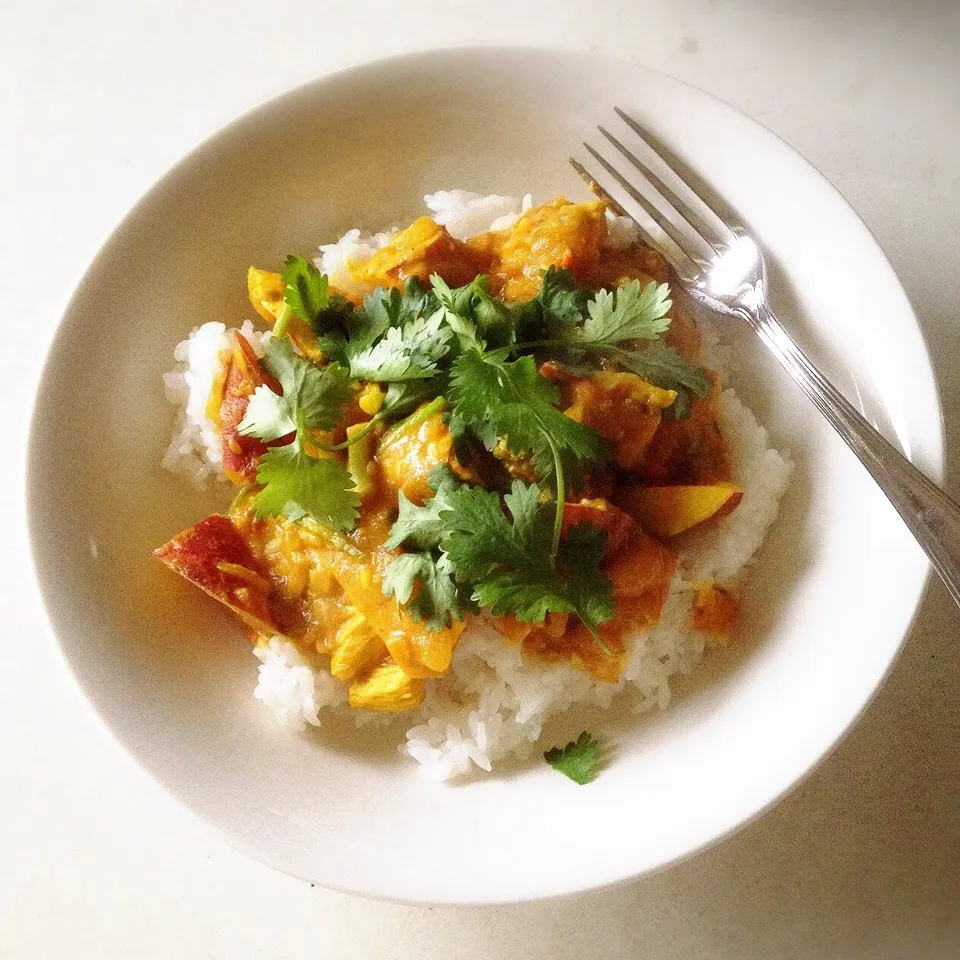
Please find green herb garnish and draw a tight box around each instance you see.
[237,338,357,529]
[544,731,600,784]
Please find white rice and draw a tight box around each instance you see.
[162,191,791,780]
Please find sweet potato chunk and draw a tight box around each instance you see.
[154,514,278,634]
[377,407,453,506]
[616,483,743,538]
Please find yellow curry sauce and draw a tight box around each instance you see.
[156,197,741,713]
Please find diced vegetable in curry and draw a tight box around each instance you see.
[156,197,744,713]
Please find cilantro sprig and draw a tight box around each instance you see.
[449,351,606,560]
[509,267,711,416]
[239,337,353,440]
[383,469,615,642]
[237,338,358,530]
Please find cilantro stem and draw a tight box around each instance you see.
[380,396,447,447]
[310,414,382,453]
[273,302,294,341]
[542,429,565,566]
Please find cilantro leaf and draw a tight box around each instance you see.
[384,466,460,551]
[614,341,713,418]
[558,524,616,632]
[281,255,330,325]
[431,274,515,350]
[449,352,605,480]
[578,279,671,346]
[348,310,453,382]
[379,379,444,423]
[441,481,614,634]
[251,444,359,531]
[544,731,600,785]
[515,266,591,339]
[512,272,711,419]
[362,279,435,336]
[238,338,352,441]
[381,551,464,631]
[442,481,552,580]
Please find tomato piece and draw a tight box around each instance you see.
[154,514,278,635]
[219,332,283,485]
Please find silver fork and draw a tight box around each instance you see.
[572,108,960,610]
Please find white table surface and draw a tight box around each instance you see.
[4,0,959,956]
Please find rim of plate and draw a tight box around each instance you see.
[27,46,945,905]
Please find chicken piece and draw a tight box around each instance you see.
[329,611,388,681]
[350,217,482,290]
[328,551,464,679]
[377,405,453,506]
[348,662,426,712]
[469,197,607,301]
[219,332,280,485]
[154,514,278,635]
[563,370,677,471]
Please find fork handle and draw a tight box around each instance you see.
[745,301,960,608]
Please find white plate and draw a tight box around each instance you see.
[27,48,942,905]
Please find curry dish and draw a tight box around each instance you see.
[157,196,746,720]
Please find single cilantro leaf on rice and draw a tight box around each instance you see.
[281,255,330,325]
[449,351,606,480]
[544,731,600,785]
[348,310,453,382]
[252,443,359,531]
[381,551,465,632]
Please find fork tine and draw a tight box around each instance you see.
[582,143,704,278]
[613,107,743,240]
[598,125,722,254]
[568,157,660,249]
[568,157,629,217]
